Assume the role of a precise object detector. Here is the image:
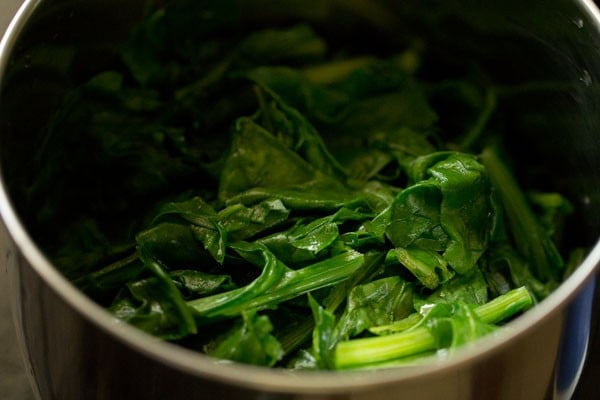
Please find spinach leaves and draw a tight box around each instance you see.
[32,0,576,370]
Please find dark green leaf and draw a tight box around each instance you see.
[208,310,284,366]
[308,295,337,369]
[484,244,554,300]
[219,199,290,241]
[336,276,414,339]
[386,182,448,251]
[171,270,236,297]
[136,222,209,268]
[110,246,197,340]
[236,24,327,65]
[218,118,328,201]
[225,178,364,211]
[415,268,488,310]
[420,302,495,349]
[249,80,348,180]
[428,153,491,274]
[120,9,170,87]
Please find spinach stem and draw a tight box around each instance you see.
[335,326,436,369]
[480,146,563,281]
[188,251,364,319]
[474,286,533,324]
[460,87,496,151]
[335,286,533,369]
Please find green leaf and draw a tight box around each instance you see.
[32,2,574,371]
[309,295,337,370]
[386,182,449,251]
[108,269,234,336]
[151,197,227,263]
[120,9,170,87]
[218,199,290,241]
[428,153,492,274]
[249,78,348,180]
[246,66,348,125]
[218,118,328,201]
[170,270,236,297]
[136,222,210,268]
[421,302,495,349]
[484,244,554,300]
[75,251,143,295]
[527,191,573,238]
[152,196,291,263]
[236,24,327,65]
[368,127,437,174]
[336,91,437,135]
[336,276,414,339]
[110,279,193,340]
[164,0,243,60]
[387,153,493,276]
[414,268,488,311]
[225,178,364,211]
[111,244,197,340]
[208,310,284,367]
[258,216,339,265]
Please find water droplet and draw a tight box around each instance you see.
[582,195,591,205]
[23,54,31,69]
[580,69,592,86]
[572,17,585,29]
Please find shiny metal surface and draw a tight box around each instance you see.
[1,1,600,399]
[0,4,38,400]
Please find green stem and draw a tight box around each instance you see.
[335,327,436,369]
[335,286,533,369]
[76,250,141,292]
[480,146,564,281]
[474,286,533,324]
[141,254,197,335]
[460,87,496,152]
[188,250,364,320]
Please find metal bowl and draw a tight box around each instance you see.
[1,1,599,399]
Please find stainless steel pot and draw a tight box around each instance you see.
[1,1,599,399]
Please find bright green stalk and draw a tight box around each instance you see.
[474,286,533,324]
[188,250,364,320]
[335,327,436,369]
[335,286,533,369]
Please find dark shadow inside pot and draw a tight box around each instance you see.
[2,0,599,253]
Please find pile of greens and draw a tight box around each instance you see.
[28,0,580,370]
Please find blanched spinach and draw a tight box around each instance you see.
[31,0,579,369]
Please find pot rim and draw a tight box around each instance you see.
[1,0,600,394]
